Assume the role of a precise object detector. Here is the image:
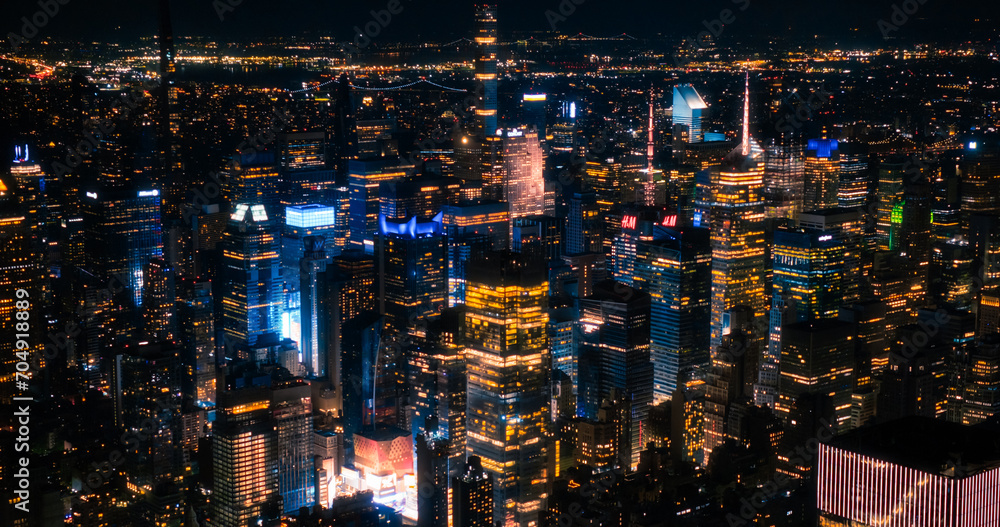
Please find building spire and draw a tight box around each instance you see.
[645,86,656,205]
[741,68,750,156]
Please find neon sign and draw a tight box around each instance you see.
[661,215,677,227]
[622,215,637,230]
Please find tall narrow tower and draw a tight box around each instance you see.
[474,4,499,136]
[158,0,181,217]
[709,70,766,357]
[645,88,657,206]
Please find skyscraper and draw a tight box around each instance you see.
[635,226,712,402]
[771,228,845,323]
[377,213,447,332]
[347,158,412,253]
[522,93,547,138]
[283,204,336,362]
[213,387,280,527]
[709,73,766,356]
[82,188,164,342]
[777,319,854,433]
[501,128,546,226]
[672,84,708,144]
[179,280,216,406]
[272,379,315,514]
[577,280,652,467]
[453,456,494,527]
[441,201,509,306]
[0,187,42,411]
[875,161,906,251]
[474,4,499,136]
[802,138,840,212]
[221,204,282,353]
[465,252,549,527]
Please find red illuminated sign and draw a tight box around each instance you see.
[622,215,637,230]
[661,215,677,227]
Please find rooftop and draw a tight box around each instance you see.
[828,416,1000,478]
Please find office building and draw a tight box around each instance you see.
[777,319,854,433]
[635,226,712,402]
[802,138,840,212]
[473,4,499,136]
[502,128,546,225]
[672,84,707,144]
[577,280,652,467]
[453,456,494,527]
[348,159,412,253]
[221,204,282,352]
[465,252,549,527]
[378,212,447,332]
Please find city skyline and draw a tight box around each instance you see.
[2,1,1000,527]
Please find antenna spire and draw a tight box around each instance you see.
[741,68,750,156]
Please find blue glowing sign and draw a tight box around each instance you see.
[378,211,444,238]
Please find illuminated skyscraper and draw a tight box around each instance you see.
[415,431,450,527]
[377,212,447,332]
[465,252,549,527]
[958,334,1000,425]
[224,151,281,215]
[501,128,546,226]
[474,4,499,136]
[771,228,845,323]
[577,280,652,467]
[876,161,906,251]
[180,280,216,406]
[282,204,336,360]
[213,387,280,527]
[521,93,547,138]
[379,175,460,221]
[453,456,494,527]
[0,188,42,410]
[709,73,766,356]
[298,237,329,377]
[672,84,707,144]
[838,145,868,209]
[798,207,864,303]
[272,379,315,514]
[348,159,412,253]
[763,139,804,221]
[142,258,177,342]
[802,138,840,212]
[221,204,282,352]
[82,188,164,341]
[776,319,854,432]
[157,0,183,219]
[441,201,509,306]
[279,131,327,171]
[635,226,712,402]
[960,145,1000,219]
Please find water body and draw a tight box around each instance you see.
[174,64,327,90]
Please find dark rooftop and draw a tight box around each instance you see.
[828,416,1000,478]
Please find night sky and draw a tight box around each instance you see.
[3,0,997,45]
